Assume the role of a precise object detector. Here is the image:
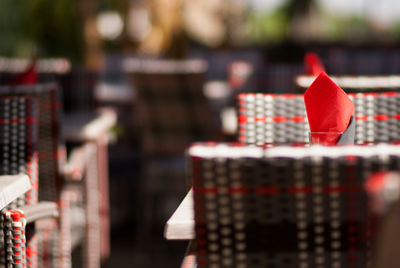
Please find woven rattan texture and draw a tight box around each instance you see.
[126,62,220,156]
[0,84,61,202]
[0,97,39,267]
[238,92,400,145]
[190,144,400,268]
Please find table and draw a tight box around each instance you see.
[0,174,31,209]
[164,189,195,240]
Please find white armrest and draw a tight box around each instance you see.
[20,202,59,223]
[63,143,97,181]
[0,174,31,210]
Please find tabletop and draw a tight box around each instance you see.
[164,189,195,240]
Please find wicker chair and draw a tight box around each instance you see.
[0,83,104,268]
[123,58,220,156]
[188,142,400,268]
[237,92,400,145]
[123,58,221,246]
[0,57,114,266]
[0,95,62,268]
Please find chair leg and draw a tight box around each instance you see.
[3,210,27,268]
[84,144,101,268]
[59,190,72,268]
[96,136,110,261]
[26,224,38,268]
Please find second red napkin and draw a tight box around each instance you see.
[304,52,325,76]
[10,57,38,85]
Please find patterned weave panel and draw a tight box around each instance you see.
[4,210,27,268]
[238,92,400,145]
[125,59,220,156]
[189,143,400,268]
[0,97,39,207]
[0,97,39,268]
[0,84,61,202]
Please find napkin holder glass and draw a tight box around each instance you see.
[309,132,342,145]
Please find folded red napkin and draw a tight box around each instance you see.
[304,52,325,76]
[10,58,38,85]
[304,72,354,145]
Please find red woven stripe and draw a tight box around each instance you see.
[0,117,37,124]
[355,115,368,121]
[291,116,305,122]
[10,210,24,221]
[374,114,389,121]
[364,92,379,97]
[255,116,266,122]
[239,115,305,123]
[347,93,357,98]
[280,93,296,98]
[254,187,280,194]
[273,116,287,122]
[382,92,398,97]
[238,115,247,123]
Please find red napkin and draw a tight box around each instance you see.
[304,52,325,76]
[304,72,354,145]
[10,58,38,85]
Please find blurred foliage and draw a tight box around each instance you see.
[0,1,32,56]
[246,2,291,44]
[388,22,400,42]
[245,0,389,45]
[2,0,400,63]
[0,0,83,64]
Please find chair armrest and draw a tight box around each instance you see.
[62,107,117,142]
[63,143,97,181]
[0,174,31,210]
[19,202,59,224]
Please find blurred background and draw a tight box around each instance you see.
[2,0,400,267]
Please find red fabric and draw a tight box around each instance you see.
[10,59,38,85]
[304,72,354,144]
[309,132,342,145]
[304,52,325,76]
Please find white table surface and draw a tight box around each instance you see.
[0,174,31,209]
[296,75,400,89]
[164,189,195,240]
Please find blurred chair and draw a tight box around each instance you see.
[62,107,117,265]
[0,83,113,268]
[189,143,400,267]
[123,58,221,246]
[123,58,220,155]
[261,62,304,93]
[0,95,60,268]
[0,57,115,265]
[237,92,400,145]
